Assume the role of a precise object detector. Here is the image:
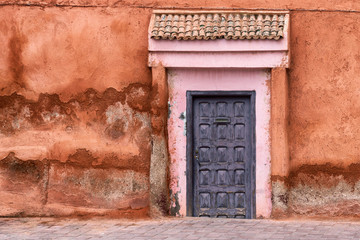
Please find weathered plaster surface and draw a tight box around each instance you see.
[270,12,360,218]
[0,88,152,217]
[167,68,271,218]
[266,11,360,218]
[288,12,360,169]
[270,68,289,178]
[2,0,360,12]
[269,68,289,217]
[0,6,151,101]
[0,6,153,217]
[150,65,169,217]
[273,164,360,218]
[1,0,360,218]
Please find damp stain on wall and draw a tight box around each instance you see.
[0,84,153,217]
[272,163,360,218]
[8,26,27,89]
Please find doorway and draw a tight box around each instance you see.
[186,91,256,218]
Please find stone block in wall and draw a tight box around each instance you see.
[47,163,149,211]
[0,153,48,216]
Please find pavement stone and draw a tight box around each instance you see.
[0,218,359,239]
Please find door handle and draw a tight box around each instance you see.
[194,149,199,161]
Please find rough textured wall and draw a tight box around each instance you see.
[0,5,152,217]
[284,11,360,217]
[1,0,360,218]
[289,11,360,169]
[2,0,360,11]
[273,11,360,218]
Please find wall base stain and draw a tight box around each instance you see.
[271,180,289,218]
[272,163,360,218]
[0,84,152,218]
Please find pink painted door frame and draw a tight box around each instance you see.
[148,10,290,218]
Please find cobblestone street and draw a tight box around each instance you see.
[0,217,359,240]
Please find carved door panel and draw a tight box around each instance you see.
[192,95,255,218]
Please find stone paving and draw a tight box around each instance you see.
[0,217,360,239]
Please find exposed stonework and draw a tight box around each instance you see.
[271,179,288,218]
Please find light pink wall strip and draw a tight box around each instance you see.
[149,52,288,68]
[149,38,288,52]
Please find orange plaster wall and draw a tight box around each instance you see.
[288,11,360,170]
[274,11,360,218]
[0,6,152,101]
[0,5,153,217]
[1,0,360,218]
[2,0,360,12]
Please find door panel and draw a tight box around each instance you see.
[192,95,254,218]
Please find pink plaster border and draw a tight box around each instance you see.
[149,38,288,52]
[149,52,289,68]
[167,68,272,218]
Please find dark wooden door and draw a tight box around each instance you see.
[192,95,255,218]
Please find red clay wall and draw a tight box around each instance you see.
[0,5,152,217]
[1,0,360,217]
[285,11,360,218]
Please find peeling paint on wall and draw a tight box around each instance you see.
[272,163,360,218]
[179,112,186,136]
[0,84,152,217]
[169,189,181,216]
